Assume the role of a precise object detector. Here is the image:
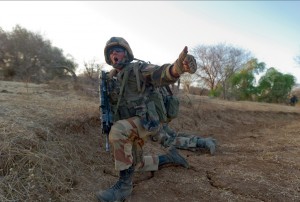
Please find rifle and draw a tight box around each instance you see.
[99,70,113,152]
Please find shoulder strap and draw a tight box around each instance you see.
[108,69,117,78]
[115,67,130,115]
[165,85,173,96]
[133,62,146,93]
[114,62,146,117]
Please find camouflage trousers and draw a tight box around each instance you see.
[152,124,198,150]
[109,116,160,171]
[163,133,198,150]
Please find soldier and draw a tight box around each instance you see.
[96,37,197,202]
[151,86,217,155]
[290,95,298,106]
[152,123,217,155]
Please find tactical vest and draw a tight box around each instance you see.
[107,61,179,132]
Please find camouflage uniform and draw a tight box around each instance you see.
[96,36,196,202]
[106,48,182,172]
[150,86,217,154]
[153,124,217,154]
[109,116,160,171]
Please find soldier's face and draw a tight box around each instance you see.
[109,47,125,65]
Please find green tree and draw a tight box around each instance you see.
[0,25,77,82]
[229,58,265,100]
[256,67,296,103]
[0,28,12,78]
[191,43,251,99]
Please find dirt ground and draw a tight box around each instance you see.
[1,80,300,202]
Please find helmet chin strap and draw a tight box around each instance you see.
[112,63,124,69]
[112,59,129,69]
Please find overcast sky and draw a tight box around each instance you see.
[1,1,300,82]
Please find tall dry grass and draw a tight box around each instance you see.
[0,79,105,201]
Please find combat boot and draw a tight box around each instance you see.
[196,137,217,155]
[158,146,189,168]
[96,166,134,202]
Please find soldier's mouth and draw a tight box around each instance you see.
[114,57,118,63]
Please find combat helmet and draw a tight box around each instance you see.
[104,37,134,65]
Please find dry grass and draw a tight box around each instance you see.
[1,80,300,202]
[0,80,104,201]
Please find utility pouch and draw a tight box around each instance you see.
[148,90,168,123]
[165,95,179,119]
[140,101,160,132]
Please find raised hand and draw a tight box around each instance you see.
[173,46,197,75]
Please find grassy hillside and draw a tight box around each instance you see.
[1,80,300,201]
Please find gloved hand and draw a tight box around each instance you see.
[173,46,197,75]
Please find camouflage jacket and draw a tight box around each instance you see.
[107,61,178,131]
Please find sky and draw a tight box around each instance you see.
[1,1,300,83]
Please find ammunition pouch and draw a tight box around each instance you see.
[164,95,179,120]
[148,90,168,123]
[114,98,146,120]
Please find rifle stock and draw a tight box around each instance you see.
[99,70,113,152]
